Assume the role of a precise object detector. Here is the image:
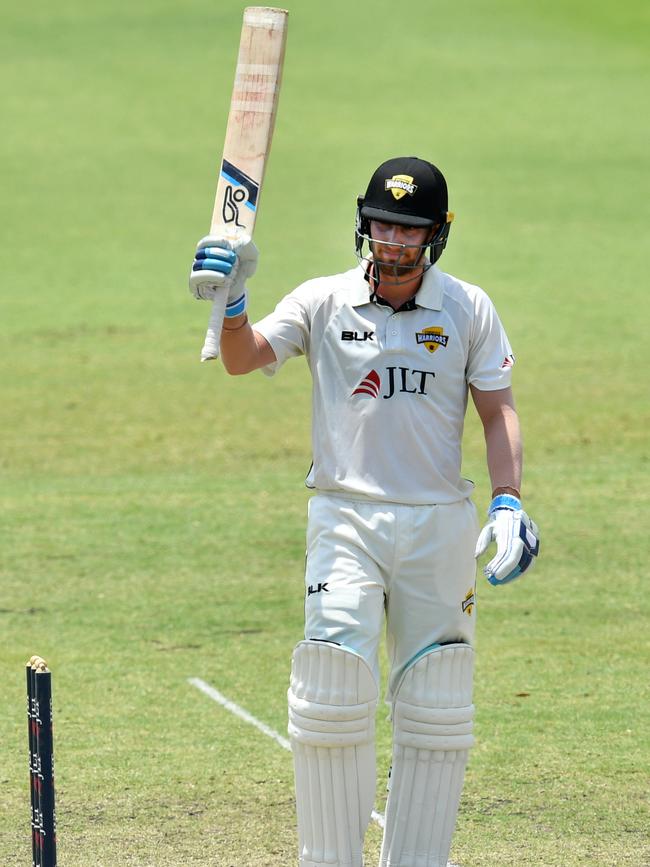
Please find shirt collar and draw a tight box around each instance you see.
[414,264,445,310]
[348,261,444,311]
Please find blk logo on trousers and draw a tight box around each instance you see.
[308,583,329,596]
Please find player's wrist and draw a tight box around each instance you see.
[491,485,520,499]
[221,313,249,332]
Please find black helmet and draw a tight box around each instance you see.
[355,156,454,264]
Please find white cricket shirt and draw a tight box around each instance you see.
[254,263,514,505]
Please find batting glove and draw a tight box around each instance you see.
[189,233,258,316]
[475,494,540,586]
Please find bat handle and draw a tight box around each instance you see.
[201,290,228,362]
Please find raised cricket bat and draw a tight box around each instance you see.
[199,6,288,361]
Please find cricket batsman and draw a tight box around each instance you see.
[190,156,540,866]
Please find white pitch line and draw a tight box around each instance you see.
[189,676,461,865]
[188,676,385,828]
[189,677,291,751]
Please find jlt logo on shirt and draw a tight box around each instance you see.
[352,367,435,400]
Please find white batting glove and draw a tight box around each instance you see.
[475,494,540,586]
[189,233,259,315]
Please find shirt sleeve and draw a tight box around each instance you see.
[466,289,515,390]
[252,282,313,377]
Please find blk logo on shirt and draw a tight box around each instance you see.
[352,367,435,400]
[341,330,374,342]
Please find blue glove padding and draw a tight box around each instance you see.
[474,494,540,586]
[192,246,237,276]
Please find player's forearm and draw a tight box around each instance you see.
[483,404,523,497]
[220,314,273,375]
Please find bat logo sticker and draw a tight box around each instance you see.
[222,185,247,227]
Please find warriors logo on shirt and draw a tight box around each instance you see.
[385,174,417,200]
[415,326,449,353]
[462,587,476,616]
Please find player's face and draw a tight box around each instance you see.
[369,220,434,274]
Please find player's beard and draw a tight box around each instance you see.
[371,240,428,283]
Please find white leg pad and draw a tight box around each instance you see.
[288,640,378,867]
[380,643,474,867]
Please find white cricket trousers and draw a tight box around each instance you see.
[304,493,480,698]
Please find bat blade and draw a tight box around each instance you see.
[201,6,288,361]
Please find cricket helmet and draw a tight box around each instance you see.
[355,156,454,265]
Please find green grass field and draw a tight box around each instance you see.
[1,1,649,864]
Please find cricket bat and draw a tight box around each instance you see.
[199,6,288,362]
